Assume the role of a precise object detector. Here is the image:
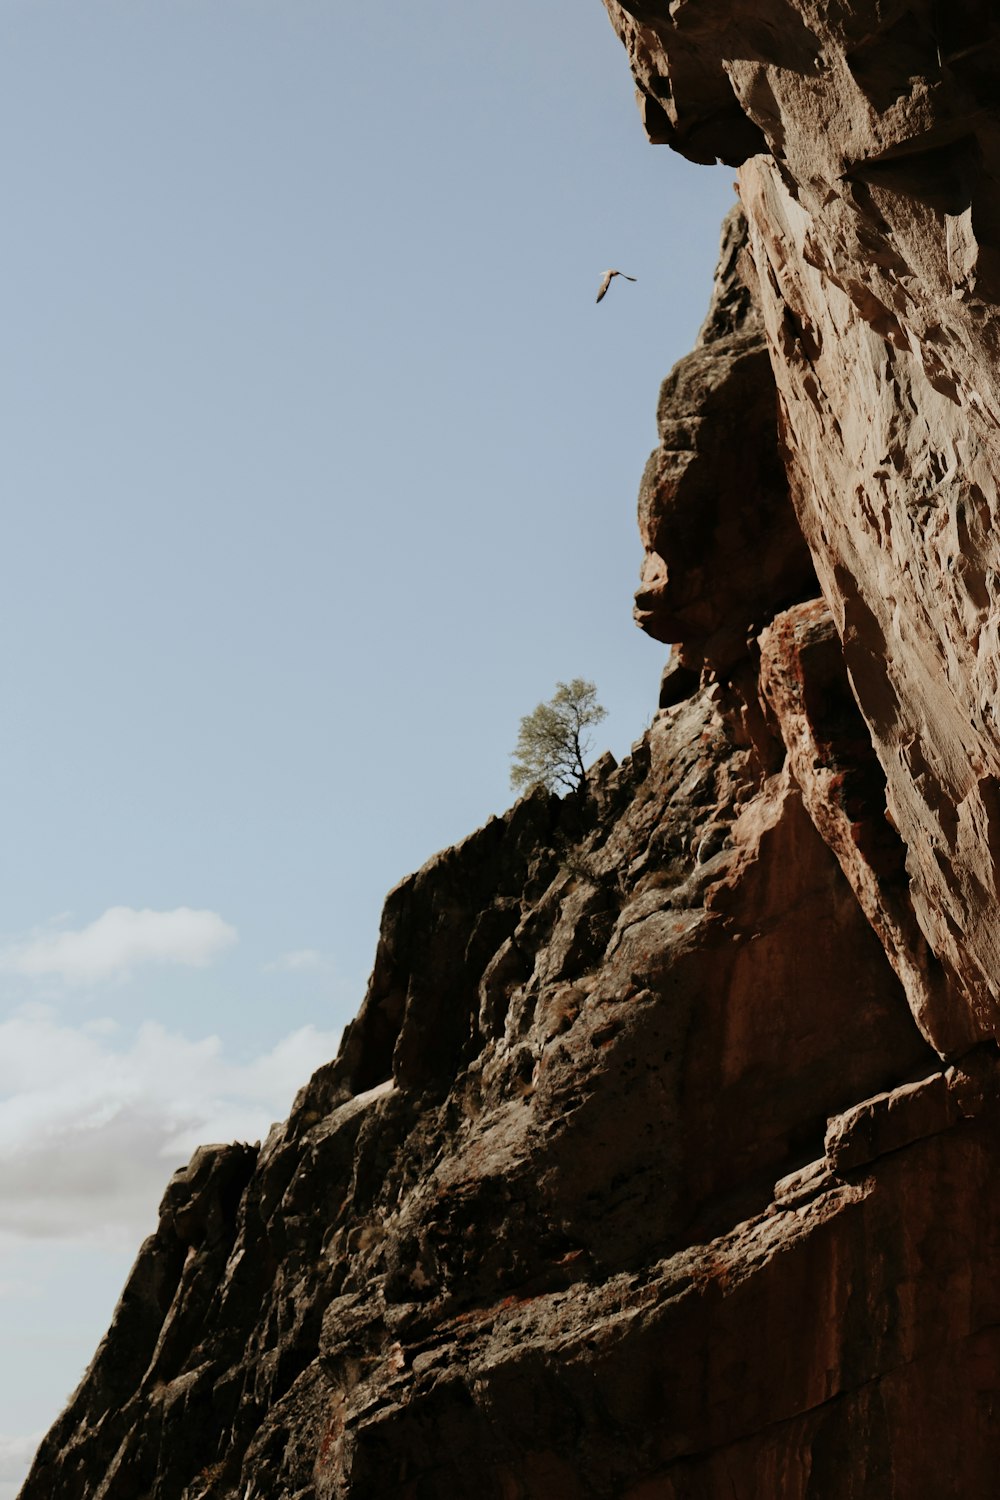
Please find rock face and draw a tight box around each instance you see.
[607,0,1000,1051]
[634,204,818,672]
[22,4,1000,1497]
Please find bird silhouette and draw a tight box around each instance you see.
[596,269,637,303]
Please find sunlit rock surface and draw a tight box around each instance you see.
[607,0,1000,1049]
[22,3,1000,1496]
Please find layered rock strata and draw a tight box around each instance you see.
[22,3,1000,1496]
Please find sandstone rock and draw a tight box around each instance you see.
[657,651,699,709]
[18,663,935,1497]
[606,0,1000,1046]
[758,596,961,1053]
[633,206,818,672]
[823,1071,957,1172]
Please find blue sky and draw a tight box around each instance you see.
[0,1,733,1486]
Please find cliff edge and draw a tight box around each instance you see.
[22,2,1000,1496]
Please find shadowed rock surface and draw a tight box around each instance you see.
[22,2,1000,1496]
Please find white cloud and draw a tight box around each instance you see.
[0,907,238,985]
[0,1433,42,1500]
[264,947,329,973]
[0,1006,341,1246]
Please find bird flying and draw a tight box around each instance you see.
[596,269,637,303]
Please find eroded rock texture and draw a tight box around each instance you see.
[23,3,1000,1497]
[608,0,1000,1050]
[20,675,939,1500]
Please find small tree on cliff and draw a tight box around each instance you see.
[510,679,607,795]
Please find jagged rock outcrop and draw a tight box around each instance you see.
[21,666,938,1499]
[634,202,818,672]
[23,3,1000,1497]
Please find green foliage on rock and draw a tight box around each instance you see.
[510,678,607,795]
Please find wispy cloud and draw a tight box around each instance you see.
[264,947,330,973]
[0,907,237,985]
[0,1006,341,1245]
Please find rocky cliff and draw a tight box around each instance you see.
[22,3,1000,1496]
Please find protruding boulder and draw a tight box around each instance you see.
[634,208,817,672]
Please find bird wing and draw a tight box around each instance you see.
[595,271,614,303]
[620,274,637,281]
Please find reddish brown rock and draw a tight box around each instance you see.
[634,206,818,673]
[19,663,935,1498]
[758,596,961,1052]
[606,0,1000,1048]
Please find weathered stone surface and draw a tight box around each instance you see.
[759,596,959,1051]
[19,665,934,1497]
[23,4,1000,1496]
[824,1070,957,1171]
[607,0,1000,1048]
[634,206,818,672]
